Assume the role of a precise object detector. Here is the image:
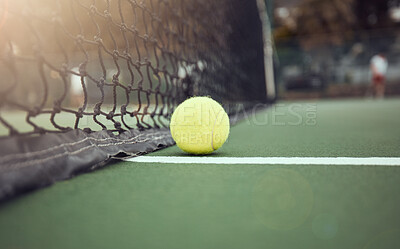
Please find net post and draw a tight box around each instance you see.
[256,0,276,100]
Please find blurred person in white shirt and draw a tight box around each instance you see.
[370,53,388,98]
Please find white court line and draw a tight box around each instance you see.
[125,156,400,166]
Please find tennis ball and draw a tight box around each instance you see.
[170,96,230,154]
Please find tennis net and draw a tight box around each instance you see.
[0,0,273,201]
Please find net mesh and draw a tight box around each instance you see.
[0,0,267,137]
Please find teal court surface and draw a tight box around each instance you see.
[1,98,400,249]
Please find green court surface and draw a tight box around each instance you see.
[1,98,400,249]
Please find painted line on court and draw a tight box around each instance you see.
[125,156,400,166]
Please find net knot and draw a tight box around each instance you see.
[98,77,105,87]
[94,104,101,116]
[89,5,97,14]
[79,63,87,76]
[123,51,131,58]
[34,127,46,135]
[94,36,103,44]
[113,50,120,59]
[138,1,146,8]
[53,101,62,113]
[114,122,122,130]
[104,10,112,19]
[120,23,127,32]
[120,105,127,115]
[76,108,84,118]
[76,35,84,44]
[83,128,92,133]
[106,111,114,120]
[136,123,145,130]
[29,107,40,117]
[131,26,139,34]
[112,75,119,84]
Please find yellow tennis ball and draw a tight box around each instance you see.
[170,96,230,154]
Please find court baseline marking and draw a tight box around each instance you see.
[125,156,400,166]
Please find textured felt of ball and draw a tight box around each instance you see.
[170,96,230,155]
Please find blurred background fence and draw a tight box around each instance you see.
[273,0,400,99]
